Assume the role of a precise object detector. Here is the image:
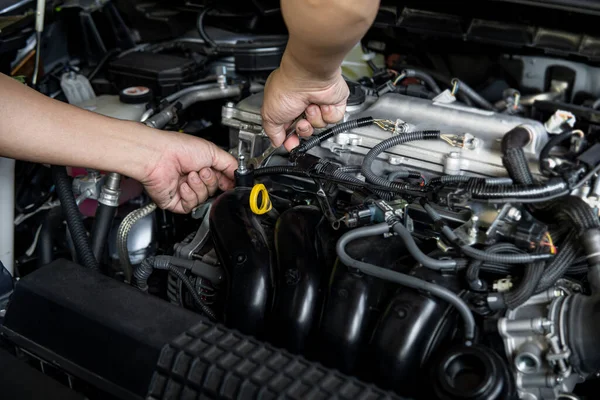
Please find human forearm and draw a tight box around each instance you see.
[0,73,163,181]
[280,0,380,81]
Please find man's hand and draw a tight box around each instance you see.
[261,56,349,151]
[140,131,237,214]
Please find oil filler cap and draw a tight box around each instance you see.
[119,86,153,104]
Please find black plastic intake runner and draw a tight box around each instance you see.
[147,319,406,400]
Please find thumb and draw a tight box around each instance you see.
[209,143,238,179]
[262,119,286,147]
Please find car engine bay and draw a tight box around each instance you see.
[4,1,600,399]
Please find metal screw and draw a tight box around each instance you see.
[448,152,460,159]
[226,102,235,108]
[238,155,247,174]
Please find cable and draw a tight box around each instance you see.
[539,130,577,176]
[572,163,600,191]
[197,8,218,48]
[504,259,545,309]
[168,265,217,320]
[421,200,554,264]
[361,130,441,189]
[87,48,120,81]
[336,223,476,341]
[451,78,496,111]
[465,178,568,200]
[396,69,442,93]
[253,166,428,197]
[535,230,578,293]
[292,117,375,155]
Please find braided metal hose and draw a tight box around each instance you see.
[117,202,157,282]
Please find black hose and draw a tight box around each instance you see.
[458,239,552,264]
[331,168,393,200]
[504,260,545,309]
[391,222,461,271]
[293,117,374,155]
[51,166,99,271]
[133,256,216,320]
[87,48,120,81]
[535,230,578,293]
[403,69,442,94]
[453,78,496,111]
[362,130,440,189]
[503,148,534,186]
[336,223,476,341]
[428,175,513,186]
[388,169,423,181]
[253,166,428,197]
[465,178,568,200]
[539,130,575,176]
[37,206,63,267]
[91,203,117,262]
[422,201,554,264]
[197,8,218,48]
[500,126,535,187]
[168,265,217,320]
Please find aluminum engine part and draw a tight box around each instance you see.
[497,284,586,400]
[222,92,549,177]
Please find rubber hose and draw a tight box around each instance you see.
[503,148,534,186]
[501,126,532,152]
[197,7,217,48]
[168,265,217,320]
[51,166,99,271]
[294,117,374,154]
[466,260,485,291]
[539,130,575,176]
[387,170,410,181]
[535,231,578,293]
[459,242,552,264]
[91,203,117,262]
[428,175,513,186]
[504,261,545,309]
[466,178,568,200]
[362,130,441,189]
[403,69,442,94]
[37,206,63,267]
[336,223,476,341]
[396,65,474,105]
[453,78,496,111]
[391,222,460,270]
[117,203,157,282]
[388,170,422,182]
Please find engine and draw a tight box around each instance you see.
[5,2,600,400]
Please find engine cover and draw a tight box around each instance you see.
[222,91,549,177]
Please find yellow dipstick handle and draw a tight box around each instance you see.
[249,183,272,215]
